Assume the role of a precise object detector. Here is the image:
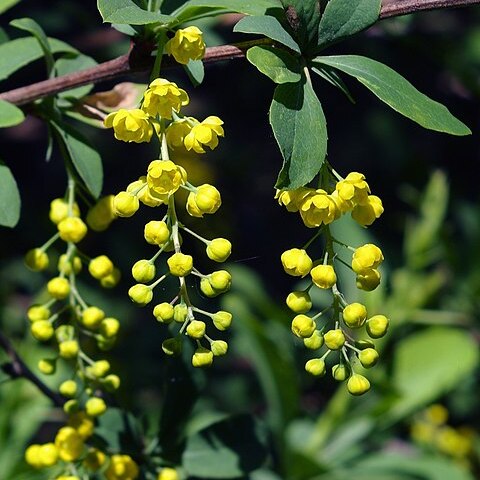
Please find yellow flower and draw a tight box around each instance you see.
[352,243,384,274]
[104,109,154,143]
[165,26,206,65]
[158,467,180,480]
[347,373,371,396]
[167,252,193,277]
[305,358,326,376]
[206,238,231,262]
[84,448,106,471]
[165,118,193,149]
[366,315,389,338]
[105,454,139,480]
[147,160,187,196]
[192,347,214,367]
[142,78,189,119]
[310,264,337,289]
[113,191,140,217]
[291,314,316,338]
[275,187,314,212]
[49,198,80,224]
[286,291,312,314]
[335,172,370,208]
[184,116,224,153]
[55,426,84,462]
[87,195,116,231]
[47,277,70,300]
[351,195,384,226]
[57,217,88,243]
[68,411,95,439]
[86,397,107,417]
[342,303,367,328]
[299,190,339,228]
[188,184,221,216]
[281,248,313,277]
[25,248,49,271]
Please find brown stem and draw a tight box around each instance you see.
[0,0,479,106]
[0,330,65,407]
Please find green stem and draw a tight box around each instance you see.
[180,225,210,245]
[39,232,61,252]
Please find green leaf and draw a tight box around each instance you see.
[270,77,327,188]
[0,99,25,128]
[316,0,381,49]
[184,59,204,87]
[10,17,54,74]
[182,414,268,478]
[234,15,301,53]
[97,0,174,24]
[385,327,479,424]
[314,55,471,136]
[0,161,21,227]
[51,122,103,198]
[172,0,283,23]
[0,0,21,14]
[311,65,355,103]
[247,46,301,84]
[280,0,321,52]
[55,54,98,100]
[0,36,77,81]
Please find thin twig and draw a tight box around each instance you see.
[0,330,65,407]
[0,0,479,106]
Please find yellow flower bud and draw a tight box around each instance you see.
[59,340,79,359]
[352,243,384,275]
[100,268,121,288]
[303,330,324,350]
[173,303,188,323]
[186,320,206,338]
[200,277,217,297]
[25,248,49,271]
[113,191,140,217]
[335,172,370,207]
[291,314,316,338]
[144,220,171,245]
[192,347,213,367]
[88,360,111,378]
[162,337,183,356]
[58,254,82,275]
[212,311,232,331]
[38,358,56,375]
[356,268,381,291]
[86,195,116,232]
[64,399,80,414]
[332,364,349,381]
[86,397,107,417]
[366,315,389,338]
[281,248,313,277]
[31,320,54,341]
[167,252,193,277]
[343,303,367,328]
[59,380,78,397]
[211,340,228,356]
[143,78,189,119]
[27,304,50,322]
[25,444,43,468]
[359,348,379,368]
[206,238,231,262]
[49,198,80,224]
[209,270,232,291]
[56,326,74,344]
[347,373,371,396]
[55,426,84,461]
[68,411,94,439]
[82,306,105,329]
[104,108,154,143]
[132,259,156,282]
[153,303,175,323]
[352,195,384,226]
[305,358,326,376]
[299,190,339,228]
[275,187,313,212]
[286,291,312,314]
[58,217,88,243]
[310,264,337,289]
[195,184,222,214]
[84,448,106,471]
[184,116,224,153]
[38,443,59,467]
[47,276,70,299]
[324,329,345,350]
[165,26,206,65]
[89,255,114,279]
[104,374,121,392]
[128,284,153,306]
[157,467,180,480]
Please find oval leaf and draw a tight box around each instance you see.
[97,0,174,25]
[270,78,327,188]
[52,122,103,198]
[182,415,268,478]
[0,99,25,128]
[314,55,471,136]
[0,161,21,227]
[183,59,204,87]
[234,15,300,53]
[317,0,381,49]
[247,45,301,84]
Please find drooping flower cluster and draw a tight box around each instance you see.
[105,27,231,368]
[277,167,389,395]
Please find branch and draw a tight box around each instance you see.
[0,0,479,106]
[0,330,65,407]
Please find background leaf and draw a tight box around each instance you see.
[316,0,381,50]
[234,15,301,53]
[183,59,205,87]
[0,36,77,81]
[0,99,25,128]
[51,122,103,198]
[0,160,21,227]
[0,0,21,14]
[247,46,301,84]
[97,0,174,25]
[182,414,268,478]
[270,78,327,188]
[314,55,471,136]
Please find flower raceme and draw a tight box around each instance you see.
[165,26,206,65]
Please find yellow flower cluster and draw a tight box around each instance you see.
[25,190,122,429]
[278,168,389,395]
[25,410,138,478]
